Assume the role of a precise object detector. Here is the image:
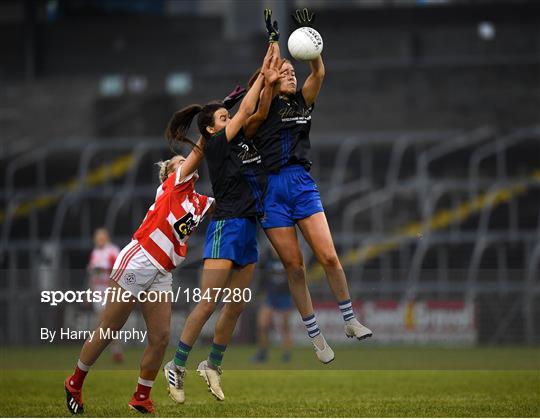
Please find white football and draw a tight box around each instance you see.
[287,27,324,61]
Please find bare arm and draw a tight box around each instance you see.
[270,42,282,97]
[225,74,264,142]
[302,54,325,107]
[177,136,205,182]
[243,55,280,139]
[225,44,274,141]
[242,86,273,139]
[287,7,322,106]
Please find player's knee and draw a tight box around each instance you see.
[148,329,170,349]
[225,300,246,318]
[99,317,124,333]
[319,251,341,269]
[196,300,218,319]
[286,265,306,283]
[278,253,302,272]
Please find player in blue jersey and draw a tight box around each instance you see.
[252,9,372,363]
[252,246,293,363]
[162,44,280,403]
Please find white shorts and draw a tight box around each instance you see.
[110,240,172,295]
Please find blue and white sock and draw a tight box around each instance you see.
[339,299,355,322]
[302,314,321,338]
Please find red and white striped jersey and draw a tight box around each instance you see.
[88,243,119,288]
[133,167,214,272]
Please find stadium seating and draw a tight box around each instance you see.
[1,2,539,345]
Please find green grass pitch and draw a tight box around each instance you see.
[0,345,538,417]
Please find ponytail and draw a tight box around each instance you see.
[165,104,202,152]
[165,102,225,153]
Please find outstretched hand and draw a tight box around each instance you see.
[291,8,315,28]
[261,43,275,73]
[263,54,280,85]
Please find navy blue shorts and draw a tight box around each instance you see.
[260,165,324,229]
[266,292,293,310]
[203,217,258,266]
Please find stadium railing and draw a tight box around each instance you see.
[1,127,539,344]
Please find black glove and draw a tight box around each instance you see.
[291,8,315,28]
[264,8,279,43]
[223,85,247,110]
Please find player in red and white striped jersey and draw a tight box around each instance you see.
[130,160,212,273]
[65,147,214,415]
[88,228,123,362]
[88,228,119,297]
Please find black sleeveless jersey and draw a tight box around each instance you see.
[204,128,267,220]
[253,91,314,173]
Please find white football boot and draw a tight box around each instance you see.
[312,334,335,364]
[163,360,186,403]
[197,360,225,401]
[345,318,373,340]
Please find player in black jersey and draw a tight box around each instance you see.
[162,44,280,403]
[252,9,373,363]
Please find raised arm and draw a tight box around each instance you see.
[177,136,205,182]
[264,8,282,98]
[243,49,280,138]
[225,44,274,141]
[302,54,325,107]
[242,87,272,139]
[291,8,325,107]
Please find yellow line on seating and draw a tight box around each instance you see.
[308,169,539,281]
[0,154,135,224]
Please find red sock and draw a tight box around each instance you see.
[69,366,88,390]
[134,382,152,401]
